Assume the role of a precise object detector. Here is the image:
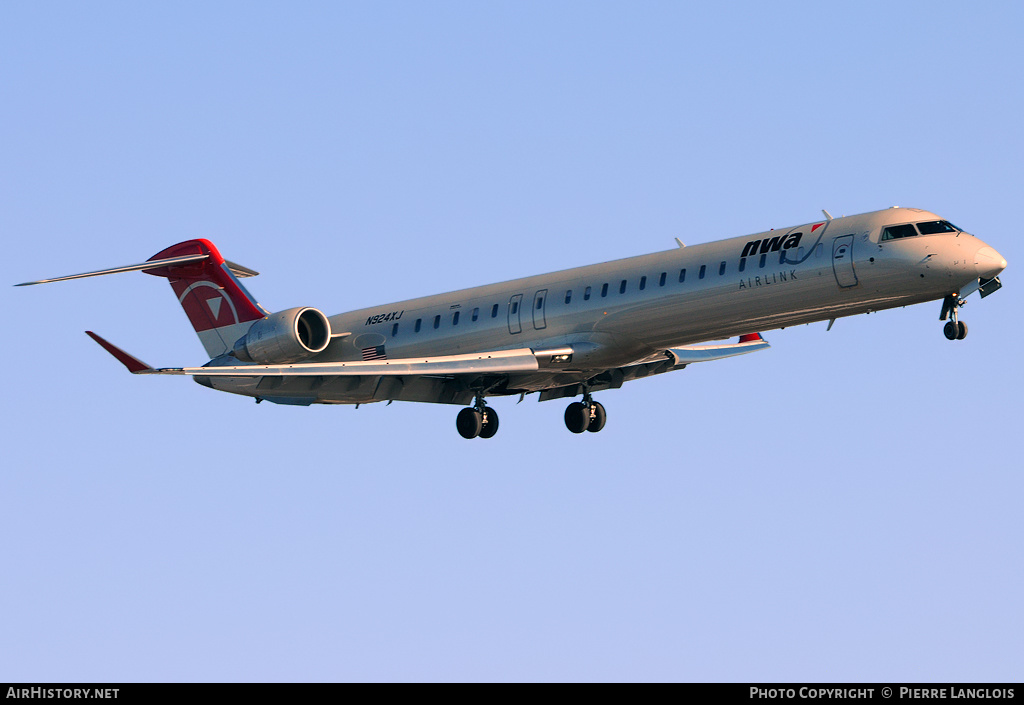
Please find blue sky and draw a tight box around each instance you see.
[2,1,1021,681]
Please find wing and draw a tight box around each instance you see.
[87,329,768,379]
[85,331,566,377]
[85,330,769,407]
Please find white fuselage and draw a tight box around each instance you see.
[204,207,1005,405]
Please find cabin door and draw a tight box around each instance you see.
[832,235,858,288]
[507,294,523,334]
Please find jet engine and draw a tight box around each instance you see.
[231,307,331,364]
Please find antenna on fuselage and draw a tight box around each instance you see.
[674,237,685,248]
[822,209,834,221]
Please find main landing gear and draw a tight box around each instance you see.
[940,294,968,341]
[456,396,499,439]
[454,392,608,438]
[564,391,607,434]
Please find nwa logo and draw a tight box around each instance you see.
[741,232,802,258]
[179,280,239,331]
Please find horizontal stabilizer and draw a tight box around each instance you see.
[666,333,770,365]
[223,259,260,278]
[16,254,210,286]
[16,254,259,286]
[149,348,543,378]
[85,331,154,373]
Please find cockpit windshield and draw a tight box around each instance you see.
[881,224,917,241]
[916,220,960,235]
[881,220,961,241]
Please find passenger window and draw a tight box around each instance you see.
[453,311,460,325]
[511,301,519,314]
[564,289,572,304]
[699,265,706,279]
[778,250,786,264]
[881,224,918,241]
[584,286,592,301]
[491,304,499,318]
[619,280,627,294]
[719,261,726,276]
[472,307,479,322]
[392,322,398,337]
[739,258,746,272]
[659,272,667,286]
[536,297,544,309]
[433,315,441,329]
[679,268,686,283]
[415,318,422,333]
[601,283,608,297]
[639,276,647,290]
[759,253,767,268]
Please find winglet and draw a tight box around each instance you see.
[85,331,154,373]
[738,332,763,343]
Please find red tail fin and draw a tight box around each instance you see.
[145,240,266,357]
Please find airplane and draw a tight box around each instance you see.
[17,206,1006,438]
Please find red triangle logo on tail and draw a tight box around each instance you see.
[179,283,239,331]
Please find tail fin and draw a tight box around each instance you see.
[16,239,268,358]
[143,239,267,358]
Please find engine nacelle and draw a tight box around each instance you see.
[231,307,331,364]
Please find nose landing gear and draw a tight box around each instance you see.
[456,396,500,439]
[564,391,607,434]
[940,294,968,341]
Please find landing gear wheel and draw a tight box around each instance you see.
[586,401,607,433]
[479,407,500,439]
[564,402,591,434]
[456,407,483,439]
[941,294,968,341]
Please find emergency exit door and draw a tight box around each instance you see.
[508,294,523,334]
[532,289,547,330]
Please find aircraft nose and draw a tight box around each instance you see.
[975,245,1007,279]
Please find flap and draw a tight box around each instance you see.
[152,348,542,378]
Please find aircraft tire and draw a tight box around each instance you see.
[457,407,483,439]
[565,402,590,434]
[586,402,606,433]
[957,321,968,340]
[944,321,959,340]
[479,408,500,439]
